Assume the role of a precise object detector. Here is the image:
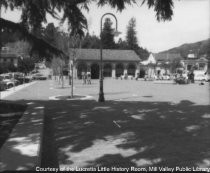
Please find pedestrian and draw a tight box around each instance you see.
[191,71,194,83]
[135,73,139,81]
[82,72,86,84]
[87,72,91,84]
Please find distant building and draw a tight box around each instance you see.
[69,49,141,79]
[140,53,182,77]
[0,47,28,67]
[0,47,20,67]
[155,53,182,74]
[155,53,182,64]
[181,54,208,72]
[139,52,209,77]
[140,54,156,78]
[35,60,46,69]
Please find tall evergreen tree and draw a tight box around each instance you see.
[101,18,115,49]
[116,38,128,50]
[126,17,138,50]
[81,33,100,49]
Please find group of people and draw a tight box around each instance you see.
[81,72,91,85]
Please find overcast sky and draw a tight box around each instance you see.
[1,0,210,53]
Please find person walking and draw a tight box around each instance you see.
[87,72,91,84]
[82,72,86,85]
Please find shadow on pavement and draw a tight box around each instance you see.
[42,100,210,168]
[1,99,210,170]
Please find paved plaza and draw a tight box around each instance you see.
[0,78,210,171]
[4,78,210,104]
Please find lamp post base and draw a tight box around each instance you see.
[98,92,105,102]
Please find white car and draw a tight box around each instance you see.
[161,75,170,80]
[120,75,134,80]
[194,74,209,81]
[194,71,209,81]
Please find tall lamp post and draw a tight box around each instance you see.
[98,13,120,102]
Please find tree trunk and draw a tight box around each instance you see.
[71,64,74,98]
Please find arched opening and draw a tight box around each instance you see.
[127,63,136,76]
[91,63,100,79]
[116,63,124,77]
[77,62,87,79]
[103,63,112,77]
[139,69,146,78]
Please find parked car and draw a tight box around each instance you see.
[193,70,209,81]
[31,70,39,74]
[174,76,189,84]
[32,73,47,80]
[0,74,20,88]
[13,72,32,84]
[194,73,209,81]
[144,74,156,81]
[161,75,171,80]
[0,78,7,91]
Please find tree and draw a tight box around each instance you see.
[43,23,57,47]
[18,58,35,74]
[116,38,128,50]
[3,41,35,73]
[1,0,175,58]
[126,17,138,50]
[81,33,100,49]
[135,47,150,61]
[170,58,183,73]
[101,18,115,49]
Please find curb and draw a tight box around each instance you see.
[0,101,44,171]
[49,95,94,100]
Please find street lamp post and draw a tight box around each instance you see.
[98,13,120,102]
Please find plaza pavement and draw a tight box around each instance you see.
[0,78,210,171]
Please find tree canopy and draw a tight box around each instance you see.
[101,18,115,49]
[0,0,174,58]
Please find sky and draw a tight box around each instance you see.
[1,0,210,53]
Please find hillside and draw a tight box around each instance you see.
[159,38,210,59]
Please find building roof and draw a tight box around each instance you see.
[141,53,156,65]
[0,53,20,58]
[154,53,182,61]
[70,49,141,62]
[182,57,209,62]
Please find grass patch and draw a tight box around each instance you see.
[0,101,27,148]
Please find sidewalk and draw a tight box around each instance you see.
[0,101,44,171]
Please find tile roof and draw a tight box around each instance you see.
[70,49,141,62]
[0,53,19,58]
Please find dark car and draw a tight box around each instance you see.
[174,76,189,84]
[32,73,47,80]
[17,77,32,84]
[0,80,7,91]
